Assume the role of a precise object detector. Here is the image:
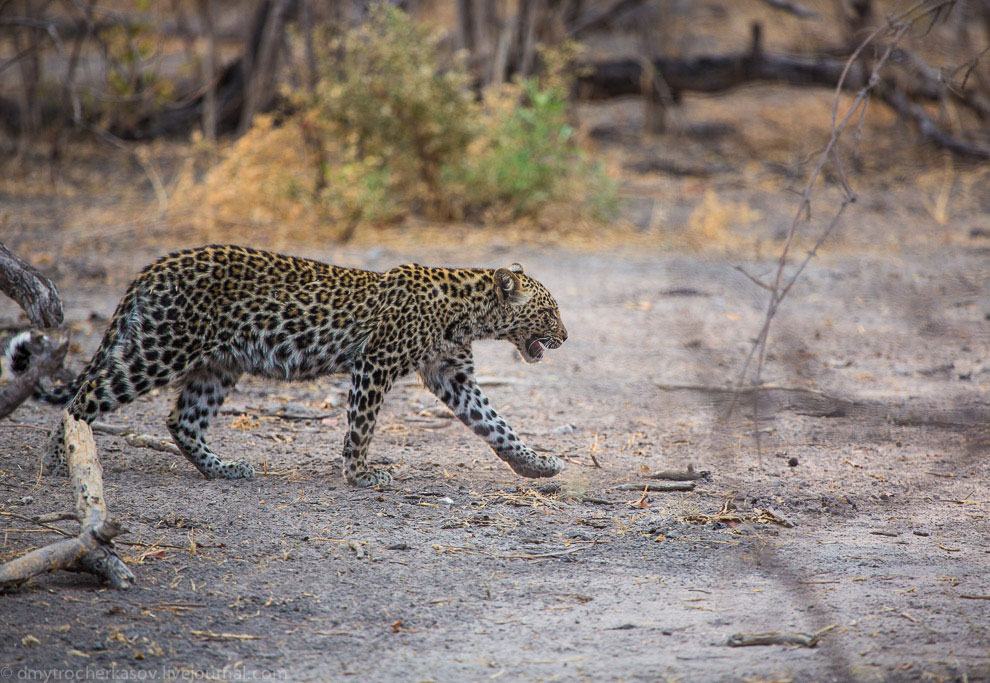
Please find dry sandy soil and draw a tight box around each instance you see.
[1,228,988,681]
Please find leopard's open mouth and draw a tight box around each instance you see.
[522,335,562,363]
[526,338,545,362]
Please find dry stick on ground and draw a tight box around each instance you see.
[647,463,711,481]
[614,481,696,492]
[89,421,181,455]
[0,413,134,591]
[730,0,958,449]
[727,624,837,648]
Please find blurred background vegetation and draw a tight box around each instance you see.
[0,0,987,251]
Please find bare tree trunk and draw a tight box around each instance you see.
[456,0,475,53]
[12,0,42,159]
[516,0,540,77]
[50,0,96,163]
[638,3,668,134]
[197,0,218,142]
[470,0,500,85]
[238,0,289,136]
[299,0,317,93]
[491,8,518,85]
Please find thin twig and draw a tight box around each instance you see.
[730,0,958,451]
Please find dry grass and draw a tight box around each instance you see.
[2,82,985,261]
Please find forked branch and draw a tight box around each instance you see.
[0,414,133,591]
[731,0,962,442]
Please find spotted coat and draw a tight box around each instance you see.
[7,245,568,486]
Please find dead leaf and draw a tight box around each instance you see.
[229,414,261,430]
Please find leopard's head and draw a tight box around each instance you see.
[489,264,567,363]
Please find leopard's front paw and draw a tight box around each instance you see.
[506,452,564,479]
[216,460,255,479]
[347,467,393,488]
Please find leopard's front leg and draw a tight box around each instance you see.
[420,349,563,479]
[342,358,396,487]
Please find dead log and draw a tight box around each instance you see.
[574,27,989,159]
[0,413,133,591]
[0,332,69,419]
[0,243,63,329]
[877,83,990,160]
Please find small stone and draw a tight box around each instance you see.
[19,495,34,505]
[787,457,799,467]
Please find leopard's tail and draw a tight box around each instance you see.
[3,331,84,405]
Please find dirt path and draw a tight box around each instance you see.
[1,243,988,681]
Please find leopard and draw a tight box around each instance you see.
[5,245,568,487]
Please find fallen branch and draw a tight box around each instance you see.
[647,464,711,481]
[0,413,133,591]
[727,624,836,647]
[189,630,260,642]
[0,243,63,329]
[90,422,181,455]
[576,14,987,158]
[0,333,69,419]
[615,482,696,492]
[877,83,990,160]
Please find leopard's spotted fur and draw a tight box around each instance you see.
[7,245,568,486]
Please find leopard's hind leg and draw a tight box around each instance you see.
[166,368,252,479]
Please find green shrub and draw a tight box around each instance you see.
[296,4,476,224]
[284,3,616,232]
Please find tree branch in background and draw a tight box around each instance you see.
[576,15,988,159]
[567,0,646,39]
[760,0,818,19]
[729,0,964,449]
[877,82,990,159]
[197,0,218,143]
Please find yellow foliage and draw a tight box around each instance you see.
[171,116,326,241]
[683,190,762,249]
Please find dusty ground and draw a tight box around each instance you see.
[1,72,989,681]
[1,231,988,681]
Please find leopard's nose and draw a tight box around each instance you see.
[561,326,568,343]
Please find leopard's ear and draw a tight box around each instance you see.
[508,263,524,275]
[494,267,525,303]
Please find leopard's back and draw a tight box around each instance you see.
[119,245,381,380]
